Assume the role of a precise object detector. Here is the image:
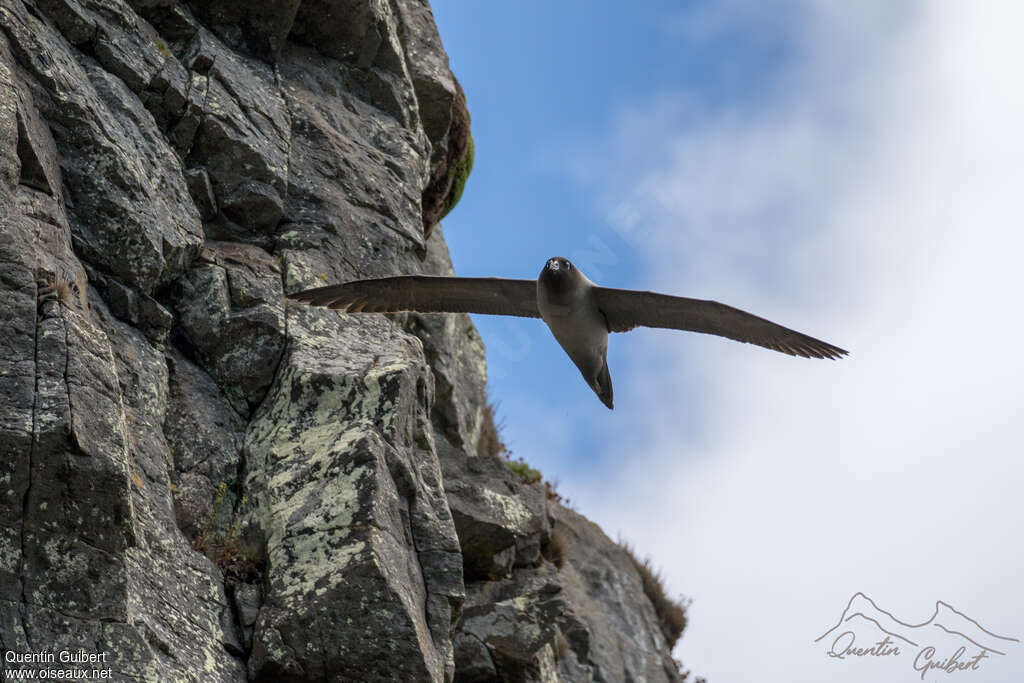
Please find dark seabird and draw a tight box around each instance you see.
[288,257,848,409]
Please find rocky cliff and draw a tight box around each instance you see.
[0,1,687,680]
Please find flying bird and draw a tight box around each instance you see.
[288,257,847,409]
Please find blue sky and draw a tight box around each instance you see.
[431,2,1024,682]
[433,0,801,463]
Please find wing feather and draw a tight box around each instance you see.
[594,287,847,360]
[288,276,541,318]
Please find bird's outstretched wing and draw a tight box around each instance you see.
[288,276,541,318]
[593,288,847,359]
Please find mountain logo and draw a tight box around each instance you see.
[815,592,1019,679]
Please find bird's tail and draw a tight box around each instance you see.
[592,360,614,410]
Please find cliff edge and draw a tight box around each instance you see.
[0,1,686,680]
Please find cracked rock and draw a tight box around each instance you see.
[171,241,286,416]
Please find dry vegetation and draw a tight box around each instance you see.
[544,479,564,504]
[553,631,571,661]
[35,267,88,310]
[542,530,567,569]
[477,401,508,458]
[619,541,690,648]
[478,400,541,483]
[478,401,572,507]
[193,482,263,582]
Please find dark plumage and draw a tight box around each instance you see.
[289,257,847,408]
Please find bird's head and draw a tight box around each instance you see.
[539,257,584,293]
[543,256,574,274]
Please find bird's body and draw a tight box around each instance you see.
[288,257,847,409]
[536,258,614,407]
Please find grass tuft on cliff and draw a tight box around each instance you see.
[505,456,541,484]
[193,481,263,583]
[480,401,576,507]
[542,530,567,569]
[619,541,690,648]
[477,400,508,458]
[479,401,542,484]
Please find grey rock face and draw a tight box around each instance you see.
[243,306,463,681]
[185,27,290,238]
[164,349,245,539]
[404,224,489,452]
[183,0,301,60]
[394,0,455,162]
[442,446,550,580]
[3,0,203,294]
[290,0,415,127]
[445,502,686,683]
[547,506,685,683]
[0,0,688,680]
[173,241,286,416]
[460,566,566,665]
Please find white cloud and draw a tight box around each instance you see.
[563,2,1024,681]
